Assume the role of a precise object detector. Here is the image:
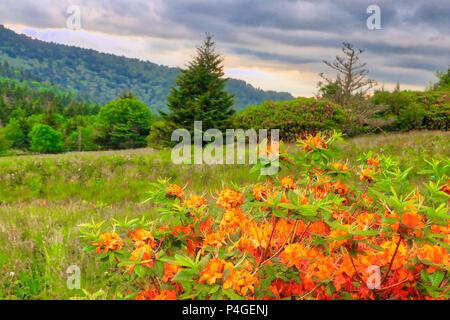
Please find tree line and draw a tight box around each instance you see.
[0,34,448,154]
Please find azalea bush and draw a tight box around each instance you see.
[80,131,449,300]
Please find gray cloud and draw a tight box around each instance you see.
[0,0,449,92]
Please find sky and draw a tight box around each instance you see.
[1,0,449,97]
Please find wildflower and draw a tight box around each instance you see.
[162,263,181,283]
[184,195,207,209]
[280,243,315,270]
[367,158,380,166]
[136,289,177,300]
[301,134,328,152]
[252,184,271,201]
[220,208,246,232]
[203,231,226,249]
[329,228,351,251]
[223,269,258,296]
[172,224,194,238]
[417,245,449,268]
[129,228,156,248]
[153,289,177,300]
[332,162,349,172]
[439,184,450,195]
[128,244,155,272]
[199,258,233,285]
[166,184,184,199]
[216,188,244,210]
[280,176,295,190]
[359,168,375,182]
[93,232,124,253]
[401,212,425,230]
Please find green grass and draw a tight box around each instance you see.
[0,130,449,299]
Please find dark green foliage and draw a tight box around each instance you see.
[0,76,99,126]
[232,97,349,141]
[97,98,153,149]
[434,68,450,90]
[371,89,449,131]
[164,34,234,137]
[0,26,293,111]
[3,118,25,149]
[146,120,178,148]
[29,124,64,153]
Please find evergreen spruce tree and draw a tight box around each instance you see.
[165,34,234,135]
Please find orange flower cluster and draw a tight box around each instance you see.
[184,195,207,209]
[84,132,449,301]
[92,232,124,253]
[280,176,295,190]
[301,134,328,152]
[166,183,185,199]
[216,188,244,210]
[252,184,272,201]
[199,258,234,285]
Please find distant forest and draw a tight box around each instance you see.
[0,25,293,112]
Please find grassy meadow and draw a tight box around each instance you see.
[0,130,449,299]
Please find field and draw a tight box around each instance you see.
[0,130,449,299]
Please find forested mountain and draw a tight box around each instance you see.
[0,25,293,111]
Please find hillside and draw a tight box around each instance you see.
[0,26,293,111]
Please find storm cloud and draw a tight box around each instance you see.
[0,0,449,95]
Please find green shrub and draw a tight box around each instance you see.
[66,127,99,152]
[232,98,349,141]
[3,118,25,149]
[147,120,178,148]
[97,98,153,150]
[371,90,449,131]
[29,124,64,153]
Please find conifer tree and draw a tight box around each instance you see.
[164,34,234,135]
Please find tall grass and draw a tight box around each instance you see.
[0,131,448,299]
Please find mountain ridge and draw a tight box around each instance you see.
[0,25,294,111]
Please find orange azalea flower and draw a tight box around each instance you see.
[220,208,246,233]
[154,289,177,300]
[216,188,244,210]
[301,134,328,152]
[331,181,351,197]
[203,231,226,249]
[127,244,155,272]
[223,269,258,296]
[332,162,349,172]
[280,176,295,190]
[166,184,184,199]
[93,232,124,254]
[417,244,449,268]
[136,288,177,300]
[401,212,425,230]
[129,228,156,248]
[184,195,207,209]
[135,288,157,300]
[367,158,380,166]
[199,217,214,234]
[162,263,182,283]
[172,224,194,238]
[439,184,450,195]
[280,243,316,270]
[252,184,272,201]
[359,168,375,182]
[199,258,234,285]
[329,228,351,251]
